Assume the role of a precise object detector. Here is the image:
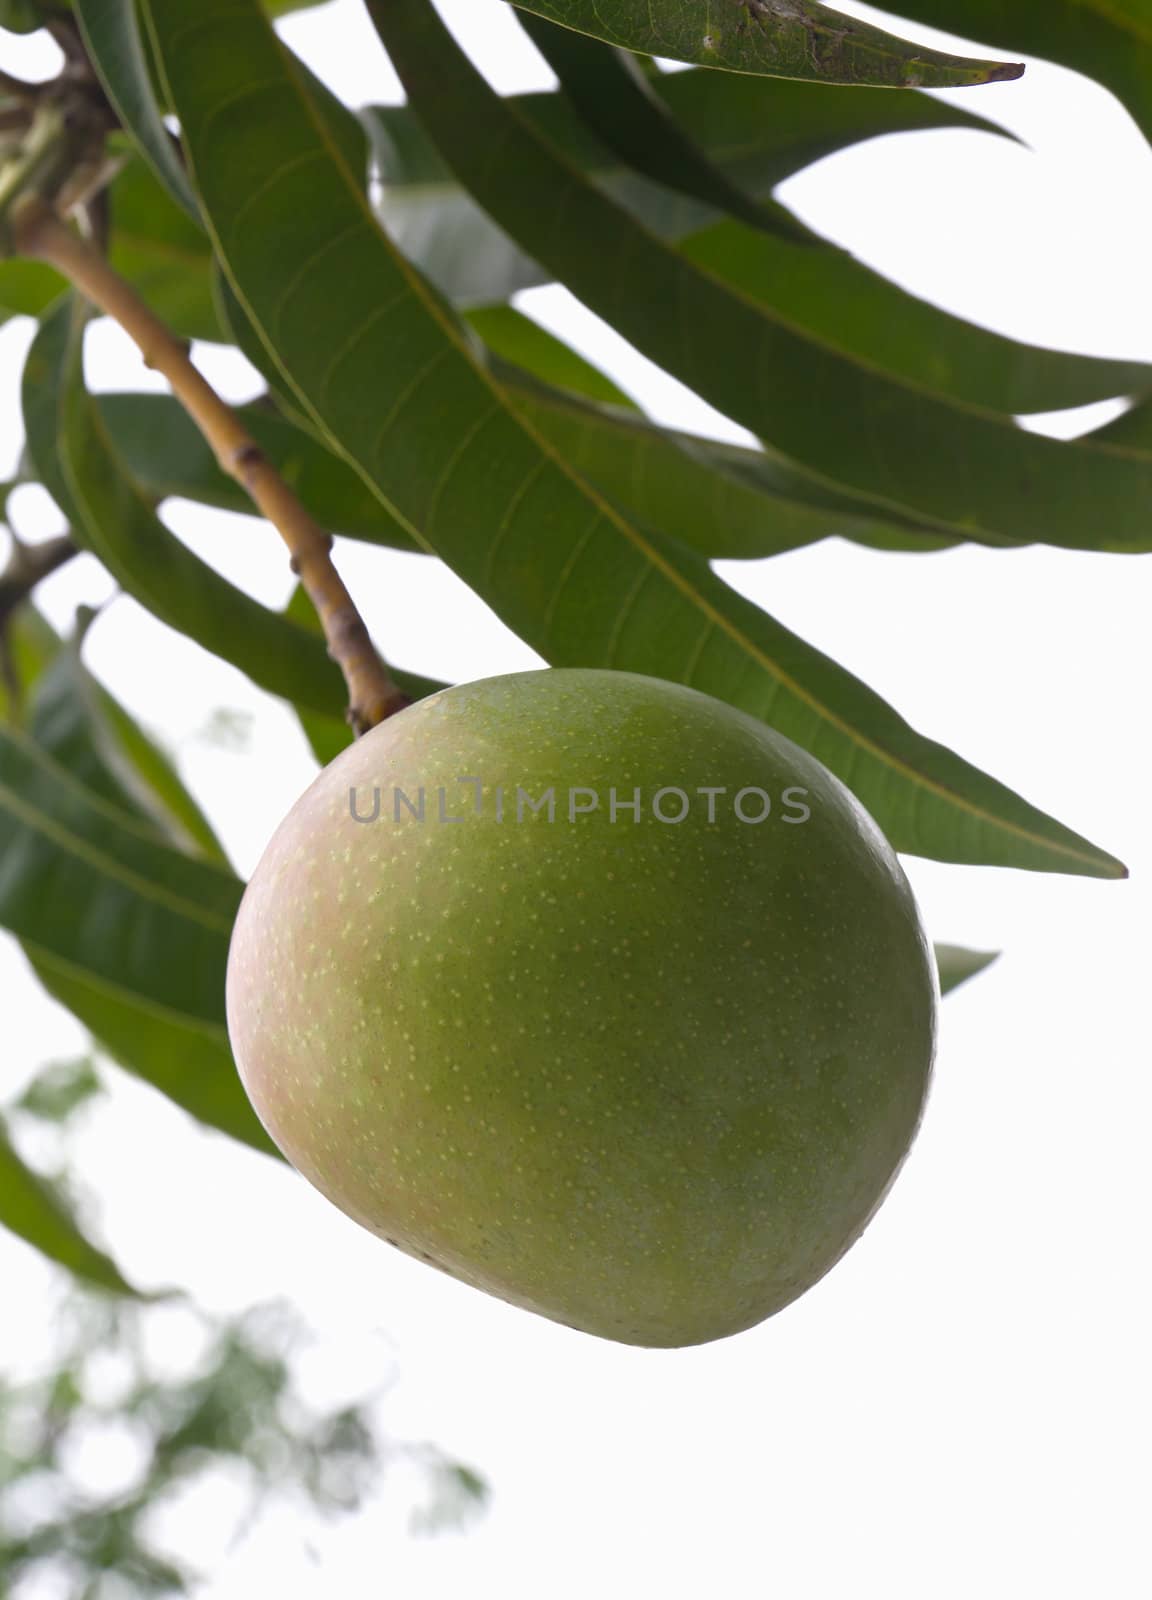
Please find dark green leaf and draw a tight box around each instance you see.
[517,10,817,244]
[107,151,223,342]
[370,0,1152,555]
[21,297,351,720]
[678,218,1152,415]
[0,602,58,725]
[500,380,964,557]
[159,194,965,561]
[211,257,326,435]
[469,305,638,410]
[883,0,1152,146]
[96,391,421,549]
[0,723,240,1024]
[142,0,1124,878]
[371,83,1146,418]
[28,629,182,827]
[935,943,1000,995]
[0,1113,141,1294]
[0,609,263,1150]
[28,952,279,1157]
[95,369,956,563]
[367,68,1013,304]
[72,0,201,218]
[0,259,64,320]
[506,0,1023,86]
[1088,397,1152,453]
[25,613,230,861]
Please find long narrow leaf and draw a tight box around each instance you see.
[28,953,279,1158]
[678,218,1152,415]
[142,0,1125,877]
[517,11,817,245]
[0,725,239,1026]
[101,376,959,563]
[0,1114,142,1295]
[367,65,1015,303]
[96,392,421,550]
[26,617,229,862]
[499,378,965,557]
[369,0,1152,553]
[506,0,1023,85]
[884,0,1152,147]
[72,0,200,218]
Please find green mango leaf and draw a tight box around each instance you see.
[882,0,1152,147]
[95,689,229,863]
[109,335,957,561]
[678,218,1152,415]
[366,68,1014,304]
[1087,397,1152,453]
[0,725,239,1025]
[0,602,59,725]
[369,0,1152,555]
[26,614,229,862]
[469,306,638,410]
[142,0,1123,878]
[517,10,818,245]
[0,1112,142,1294]
[106,152,223,342]
[371,88,1145,418]
[72,0,201,219]
[28,629,184,828]
[935,943,1000,995]
[211,286,965,558]
[499,380,965,557]
[2,601,227,861]
[211,258,326,437]
[171,223,965,561]
[0,259,65,321]
[506,0,1023,86]
[21,298,351,721]
[96,392,421,549]
[27,952,279,1157]
[0,614,269,1155]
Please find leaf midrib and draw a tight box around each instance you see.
[168,4,1122,875]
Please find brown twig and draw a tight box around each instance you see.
[0,533,78,626]
[0,68,40,102]
[0,531,78,722]
[12,197,409,735]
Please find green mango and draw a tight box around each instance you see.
[227,670,936,1347]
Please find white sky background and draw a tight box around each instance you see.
[1,0,1150,1594]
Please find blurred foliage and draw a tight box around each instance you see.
[0,1057,488,1599]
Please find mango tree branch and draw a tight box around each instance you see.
[10,197,409,735]
[0,533,78,625]
[0,68,39,102]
